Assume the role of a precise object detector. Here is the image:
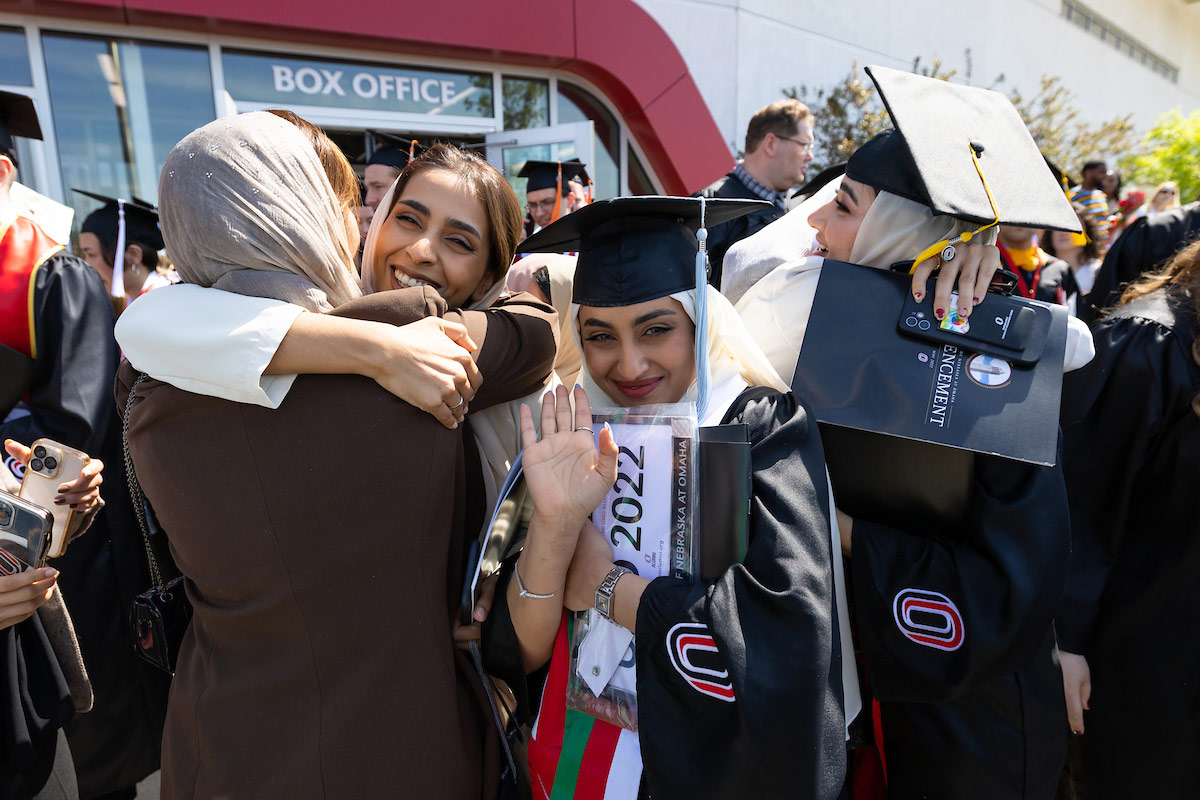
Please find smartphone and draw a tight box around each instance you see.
[19,438,90,559]
[0,489,53,575]
[897,288,1051,366]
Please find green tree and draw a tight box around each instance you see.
[783,53,994,174]
[784,59,1137,185]
[1009,75,1137,180]
[1125,109,1200,203]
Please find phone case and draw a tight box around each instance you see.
[0,489,54,574]
[19,438,89,559]
[897,287,1051,366]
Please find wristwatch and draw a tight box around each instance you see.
[595,565,631,621]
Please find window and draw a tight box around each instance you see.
[502,76,549,130]
[42,32,215,222]
[1060,1,1177,83]
[626,144,657,196]
[0,27,32,86]
[557,81,619,200]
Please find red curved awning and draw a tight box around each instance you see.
[16,0,734,193]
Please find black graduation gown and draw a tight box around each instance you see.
[1080,201,1200,325]
[1,255,170,797]
[484,389,846,800]
[1057,288,1200,798]
[848,448,1071,799]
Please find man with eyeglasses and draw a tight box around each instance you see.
[697,98,815,287]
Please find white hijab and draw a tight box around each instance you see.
[571,285,788,423]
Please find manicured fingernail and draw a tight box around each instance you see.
[959,306,970,318]
[603,422,612,436]
[972,296,981,304]
[53,498,65,505]
[474,605,486,620]
[70,503,78,509]
[42,568,58,578]
[935,307,945,320]
[914,291,924,301]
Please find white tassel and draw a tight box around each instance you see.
[111,199,127,302]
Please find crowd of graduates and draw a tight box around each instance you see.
[0,59,1197,800]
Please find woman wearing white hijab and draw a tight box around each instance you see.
[481,197,851,800]
[728,80,1090,794]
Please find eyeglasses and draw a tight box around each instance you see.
[1158,188,1177,196]
[776,134,814,154]
[526,198,558,213]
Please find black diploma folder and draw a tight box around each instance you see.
[697,423,752,579]
[791,261,1068,530]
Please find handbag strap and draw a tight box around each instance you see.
[122,372,167,592]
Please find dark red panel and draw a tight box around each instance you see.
[6,0,730,195]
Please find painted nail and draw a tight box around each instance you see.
[972,296,981,304]
[935,307,946,320]
[41,568,58,579]
[914,291,924,301]
[53,498,65,505]
[603,421,613,437]
[960,306,970,318]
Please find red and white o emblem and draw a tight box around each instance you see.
[893,588,965,651]
[0,549,23,576]
[667,623,735,702]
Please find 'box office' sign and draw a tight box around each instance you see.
[222,50,495,118]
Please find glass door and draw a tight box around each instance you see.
[485,121,595,210]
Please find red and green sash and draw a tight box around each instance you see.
[528,614,642,800]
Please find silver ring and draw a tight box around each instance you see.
[575,426,594,435]
[940,244,957,263]
[449,397,465,410]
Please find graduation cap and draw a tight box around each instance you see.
[366,131,422,170]
[518,159,588,197]
[0,90,42,168]
[74,189,163,302]
[563,157,594,203]
[521,195,768,416]
[794,162,846,199]
[848,66,1082,270]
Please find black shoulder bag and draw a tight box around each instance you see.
[123,373,193,675]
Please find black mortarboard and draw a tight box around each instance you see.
[0,90,42,168]
[846,66,1081,233]
[518,159,589,196]
[565,157,591,186]
[366,147,410,170]
[519,196,770,307]
[75,190,163,251]
[795,162,846,199]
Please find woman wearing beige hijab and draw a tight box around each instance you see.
[119,112,556,799]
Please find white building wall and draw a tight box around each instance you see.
[634,0,1200,162]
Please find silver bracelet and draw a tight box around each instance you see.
[514,561,563,600]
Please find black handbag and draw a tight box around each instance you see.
[123,373,193,675]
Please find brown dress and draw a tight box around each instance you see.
[116,288,556,800]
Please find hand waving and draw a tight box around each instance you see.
[520,385,618,527]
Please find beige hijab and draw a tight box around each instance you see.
[158,111,361,312]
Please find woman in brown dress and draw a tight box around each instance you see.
[118,112,556,799]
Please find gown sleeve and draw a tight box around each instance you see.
[0,254,117,455]
[849,448,1071,703]
[114,283,304,408]
[1055,313,1192,653]
[633,391,845,800]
